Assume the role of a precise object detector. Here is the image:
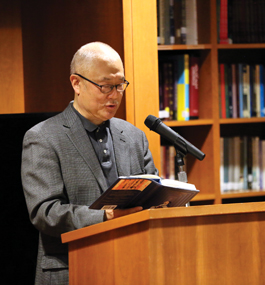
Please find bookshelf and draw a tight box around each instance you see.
[1,0,265,205]
[156,0,265,205]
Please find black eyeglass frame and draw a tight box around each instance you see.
[73,73,129,94]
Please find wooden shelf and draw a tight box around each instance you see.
[217,43,265,49]
[222,191,265,199]
[164,119,214,127]
[158,44,212,51]
[219,118,265,124]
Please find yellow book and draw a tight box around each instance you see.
[177,54,189,121]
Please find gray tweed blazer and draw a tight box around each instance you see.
[21,102,158,284]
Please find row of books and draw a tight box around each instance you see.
[160,145,187,180]
[157,0,198,45]
[220,136,265,193]
[217,0,265,44]
[219,63,265,119]
[159,53,199,121]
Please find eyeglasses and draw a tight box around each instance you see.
[74,73,129,94]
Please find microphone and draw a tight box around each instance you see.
[144,115,205,161]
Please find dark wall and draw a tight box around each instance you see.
[21,0,125,118]
[0,112,57,285]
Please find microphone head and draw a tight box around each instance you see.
[144,115,161,131]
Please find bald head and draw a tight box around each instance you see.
[70,42,123,75]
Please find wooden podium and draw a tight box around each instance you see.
[62,202,265,284]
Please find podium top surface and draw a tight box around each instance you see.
[61,202,265,244]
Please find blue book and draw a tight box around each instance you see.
[238,64,244,118]
[260,64,265,117]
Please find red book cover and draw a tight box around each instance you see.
[220,63,226,118]
[219,0,229,44]
[189,55,199,119]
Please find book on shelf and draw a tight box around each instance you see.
[225,64,233,118]
[217,0,265,43]
[158,0,170,45]
[185,0,198,45]
[177,54,189,121]
[219,63,226,118]
[231,64,239,118]
[157,0,199,45]
[159,53,200,121]
[219,63,265,119]
[180,0,187,44]
[169,0,176,44]
[174,0,182,44]
[220,135,265,193]
[259,64,264,117]
[189,55,199,119]
[254,64,261,117]
[242,64,251,118]
[218,0,230,44]
[89,174,199,210]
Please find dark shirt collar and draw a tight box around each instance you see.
[71,102,109,132]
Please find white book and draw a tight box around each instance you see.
[252,137,260,190]
[255,65,261,117]
[220,137,225,193]
[262,141,265,191]
[228,137,234,191]
[233,137,241,191]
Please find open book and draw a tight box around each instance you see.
[89,175,199,210]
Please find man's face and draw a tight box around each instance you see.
[74,57,125,125]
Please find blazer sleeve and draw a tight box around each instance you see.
[21,128,105,239]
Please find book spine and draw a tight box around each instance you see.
[185,0,198,45]
[189,55,199,119]
[159,0,166,44]
[177,54,188,121]
[233,136,241,190]
[174,0,182,44]
[169,0,175,44]
[184,54,189,120]
[238,63,244,118]
[157,0,161,44]
[261,140,265,191]
[220,137,225,193]
[249,64,256,117]
[219,63,226,118]
[242,64,251,118]
[168,62,175,119]
[219,0,229,43]
[231,64,238,118]
[260,64,265,117]
[252,136,260,190]
[255,64,261,117]
[180,0,187,44]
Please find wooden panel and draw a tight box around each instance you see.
[68,222,150,285]
[64,203,265,284]
[0,0,24,113]
[123,0,161,169]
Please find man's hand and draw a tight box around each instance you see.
[105,206,143,220]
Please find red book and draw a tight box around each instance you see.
[219,0,229,44]
[220,63,226,118]
[189,56,199,119]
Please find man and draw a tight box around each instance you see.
[21,42,158,284]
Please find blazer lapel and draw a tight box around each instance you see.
[110,120,130,176]
[62,104,108,191]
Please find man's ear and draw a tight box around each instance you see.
[70,74,80,95]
